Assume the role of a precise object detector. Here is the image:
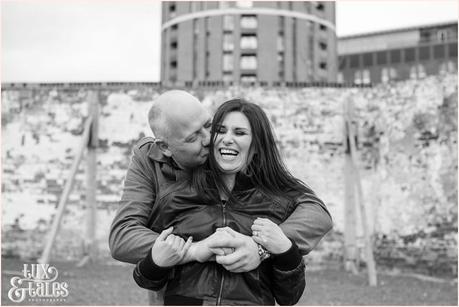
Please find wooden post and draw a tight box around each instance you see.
[78,90,99,267]
[39,117,92,265]
[344,137,359,273]
[345,99,378,286]
[343,100,358,274]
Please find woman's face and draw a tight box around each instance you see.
[213,111,253,174]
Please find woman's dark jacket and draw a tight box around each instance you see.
[133,174,306,305]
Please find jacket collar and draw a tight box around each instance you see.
[147,142,182,170]
[147,142,188,181]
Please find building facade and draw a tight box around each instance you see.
[338,21,458,84]
[161,1,337,85]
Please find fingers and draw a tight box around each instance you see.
[182,236,193,255]
[252,235,265,245]
[165,234,184,250]
[252,217,273,226]
[157,226,174,241]
[215,251,240,266]
[209,247,226,256]
[207,232,240,249]
[216,227,237,237]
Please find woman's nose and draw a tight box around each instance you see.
[222,132,233,145]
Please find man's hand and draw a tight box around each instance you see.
[182,230,234,264]
[151,227,192,267]
[251,218,292,254]
[208,227,261,273]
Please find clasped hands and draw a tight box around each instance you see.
[151,226,259,273]
[151,218,291,273]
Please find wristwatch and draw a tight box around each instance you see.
[257,244,271,261]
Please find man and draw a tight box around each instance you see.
[109,90,332,304]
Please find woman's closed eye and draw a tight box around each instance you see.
[216,125,227,134]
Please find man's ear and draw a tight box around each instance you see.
[156,139,172,157]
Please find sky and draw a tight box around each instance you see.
[1,0,458,82]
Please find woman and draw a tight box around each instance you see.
[134,99,320,305]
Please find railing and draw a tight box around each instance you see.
[1,80,373,90]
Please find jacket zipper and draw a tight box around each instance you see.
[216,200,227,305]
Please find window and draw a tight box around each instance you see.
[376,51,387,65]
[418,64,426,78]
[223,72,233,83]
[419,46,430,60]
[434,45,445,59]
[278,53,285,79]
[171,61,177,69]
[171,41,177,49]
[223,33,234,51]
[382,67,397,83]
[219,1,231,9]
[316,2,324,10]
[355,69,370,84]
[437,29,448,42]
[409,66,417,79]
[390,49,401,63]
[381,68,389,83]
[223,15,234,31]
[240,55,257,70]
[350,55,359,68]
[404,48,415,62]
[241,74,257,83]
[223,54,234,71]
[169,3,176,18]
[337,72,344,83]
[236,1,253,8]
[362,69,370,84]
[338,57,347,70]
[240,35,257,49]
[354,70,362,84]
[191,2,200,12]
[363,53,373,66]
[319,62,327,70]
[449,43,458,57]
[447,61,456,72]
[319,42,327,51]
[410,64,426,79]
[319,24,327,31]
[277,34,284,52]
[240,15,257,29]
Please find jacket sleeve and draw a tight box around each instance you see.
[133,247,173,291]
[270,240,306,305]
[279,192,333,256]
[109,143,159,264]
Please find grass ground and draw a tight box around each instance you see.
[1,257,457,305]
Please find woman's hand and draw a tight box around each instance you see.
[151,227,193,267]
[251,218,292,254]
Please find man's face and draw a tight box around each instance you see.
[166,107,212,169]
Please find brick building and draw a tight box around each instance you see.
[338,21,458,84]
[160,1,337,85]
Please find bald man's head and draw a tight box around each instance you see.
[148,90,212,169]
[149,90,201,138]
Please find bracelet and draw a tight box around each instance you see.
[257,244,271,261]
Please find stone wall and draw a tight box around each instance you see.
[2,74,457,275]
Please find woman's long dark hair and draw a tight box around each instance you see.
[193,98,315,202]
